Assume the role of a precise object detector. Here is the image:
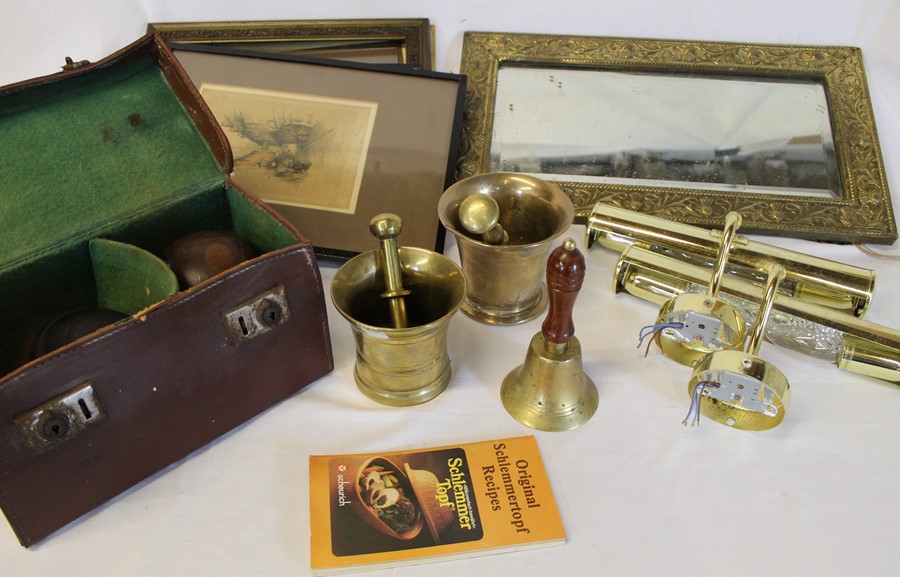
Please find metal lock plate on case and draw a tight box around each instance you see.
[221,285,292,346]
[14,382,105,454]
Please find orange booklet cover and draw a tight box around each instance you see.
[309,435,566,574]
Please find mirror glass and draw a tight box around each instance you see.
[491,65,840,197]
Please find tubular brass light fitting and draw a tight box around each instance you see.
[585,203,875,317]
[615,245,900,385]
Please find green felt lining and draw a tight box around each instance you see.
[90,238,179,315]
[0,184,301,374]
[0,57,223,271]
[0,46,302,375]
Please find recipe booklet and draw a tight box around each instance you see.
[309,435,565,574]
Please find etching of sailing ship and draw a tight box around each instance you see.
[224,111,328,183]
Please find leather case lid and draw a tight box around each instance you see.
[0,34,233,271]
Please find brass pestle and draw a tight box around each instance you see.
[458,194,509,245]
[501,238,598,431]
[370,213,411,329]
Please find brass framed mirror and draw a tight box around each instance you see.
[458,32,896,244]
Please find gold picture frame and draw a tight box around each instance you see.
[148,18,433,69]
[171,44,464,260]
[458,32,897,244]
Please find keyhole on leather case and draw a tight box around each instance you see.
[221,286,292,347]
[15,382,106,454]
[41,414,69,440]
[256,299,283,328]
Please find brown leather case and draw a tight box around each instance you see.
[0,35,334,547]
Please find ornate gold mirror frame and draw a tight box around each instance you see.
[458,32,897,244]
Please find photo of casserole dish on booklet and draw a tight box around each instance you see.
[353,457,424,540]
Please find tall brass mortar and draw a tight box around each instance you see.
[438,173,574,325]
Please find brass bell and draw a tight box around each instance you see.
[643,211,746,365]
[501,238,598,431]
[685,264,790,430]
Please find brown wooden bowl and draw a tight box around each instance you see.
[403,464,457,544]
[164,230,257,289]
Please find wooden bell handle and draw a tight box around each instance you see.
[541,238,585,345]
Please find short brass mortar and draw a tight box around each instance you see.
[331,246,466,406]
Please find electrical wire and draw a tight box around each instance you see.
[855,244,900,261]
[637,322,684,357]
[681,380,719,427]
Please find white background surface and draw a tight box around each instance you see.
[2,1,900,576]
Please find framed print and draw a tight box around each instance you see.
[458,32,897,244]
[170,44,465,260]
[200,84,377,214]
[149,19,433,69]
